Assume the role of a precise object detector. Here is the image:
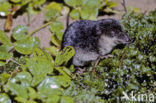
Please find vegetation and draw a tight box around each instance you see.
[0,0,155,103]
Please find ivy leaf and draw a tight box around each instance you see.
[55,46,75,66]
[14,37,40,55]
[0,30,11,45]
[70,9,80,20]
[12,25,29,41]
[0,2,11,16]
[0,93,11,103]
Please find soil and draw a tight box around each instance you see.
[0,0,156,47]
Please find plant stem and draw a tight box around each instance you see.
[28,21,53,36]
[122,0,127,13]
[119,51,126,71]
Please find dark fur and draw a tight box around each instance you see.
[62,19,131,66]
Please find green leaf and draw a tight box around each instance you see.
[26,50,54,86]
[15,97,27,103]
[60,96,74,103]
[106,1,118,8]
[55,46,75,66]
[128,6,140,13]
[37,76,62,96]
[0,61,5,66]
[26,100,38,103]
[10,0,21,3]
[50,21,64,41]
[14,37,40,54]
[45,8,60,22]
[55,67,71,81]
[6,81,28,98]
[51,35,61,47]
[80,7,98,20]
[149,56,156,62]
[12,25,29,41]
[0,45,13,60]
[14,72,32,87]
[46,95,60,103]
[45,46,60,56]
[70,9,80,20]
[55,75,71,87]
[28,87,38,100]
[0,2,11,16]
[80,0,100,20]
[0,45,11,52]
[0,52,13,60]
[45,2,62,13]
[64,0,77,7]
[0,30,11,45]
[1,73,11,84]
[21,0,31,6]
[0,93,11,103]
[37,76,70,99]
[5,72,33,99]
[32,0,46,7]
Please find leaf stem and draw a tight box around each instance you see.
[28,21,53,36]
[122,0,127,13]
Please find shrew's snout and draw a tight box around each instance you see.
[124,34,131,43]
[118,33,133,44]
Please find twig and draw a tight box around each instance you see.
[119,51,126,71]
[8,46,15,53]
[28,21,53,36]
[92,54,114,73]
[121,0,127,13]
[6,57,21,66]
